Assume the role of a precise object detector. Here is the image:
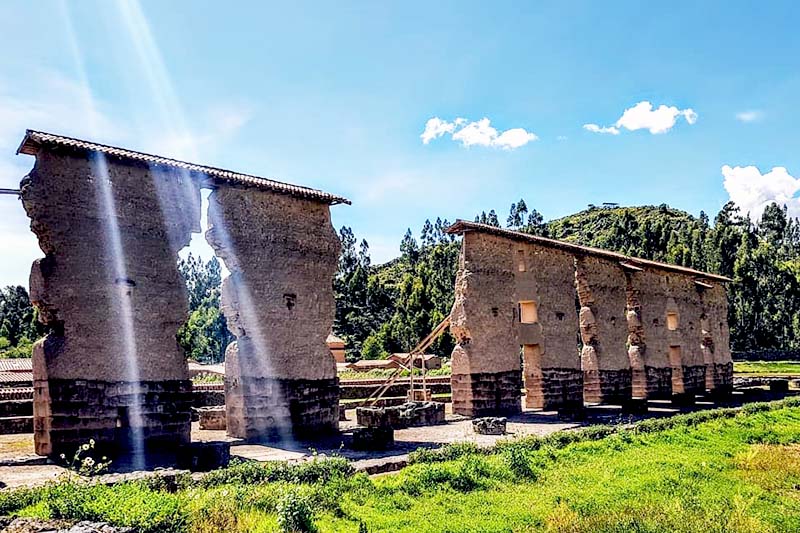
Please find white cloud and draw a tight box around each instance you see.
[722,165,800,220]
[556,135,568,141]
[421,117,537,150]
[585,101,697,136]
[582,123,620,135]
[735,110,764,123]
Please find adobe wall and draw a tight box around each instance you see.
[516,243,582,410]
[22,149,196,457]
[700,284,733,395]
[625,269,673,399]
[665,274,707,400]
[449,232,522,416]
[574,256,631,403]
[207,187,340,440]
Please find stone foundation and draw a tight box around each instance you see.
[225,376,339,440]
[34,379,192,458]
[584,369,632,404]
[525,368,583,410]
[680,365,707,396]
[707,362,733,392]
[451,370,521,417]
[645,366,673,399]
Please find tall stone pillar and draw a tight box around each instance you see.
[21,147,197,459]
[517,244,582,412]
[625,270,674,399]
[575,256,631,404]
[699,284,733,397]
[449,233,522,417]
[207,188,340,440]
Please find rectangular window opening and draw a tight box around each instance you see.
[667,312,679,331]
[516,250,526,272]
[519,301,538,324]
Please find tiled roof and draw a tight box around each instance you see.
[0,359,32,372]
[0,371,32,384]
[446,220,732,283]
[17,130,351,205]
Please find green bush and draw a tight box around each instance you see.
[200,456,355,488]
[277,489,318,533]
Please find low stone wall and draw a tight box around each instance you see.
[0,415,32,434]
[356,401,445,429]
[733,350,800,362]
[0,399,32,417]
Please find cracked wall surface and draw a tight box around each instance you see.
[22,148,198,457]
[206,187,340,440]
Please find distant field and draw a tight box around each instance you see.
[734,361,800,375]
[3,400,800,532]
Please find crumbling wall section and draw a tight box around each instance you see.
[575,256,631,404]
[22,149,197,457]
[449,233,521,417]
[516,243,582,411]
[207,187,340,439]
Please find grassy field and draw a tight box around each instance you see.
[3,400,800,532]
[734,361,800,375]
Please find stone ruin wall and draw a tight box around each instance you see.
[21,149,198,457]
[450,233,521,416]
[207,187,340,440]
[516,243,583,411]
[575,255,631,404]
[665,274,708,400]
[450,229,734,414]
[700,284,734,394]
[624,269,673,399]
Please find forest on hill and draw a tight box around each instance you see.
[3,200,800,362]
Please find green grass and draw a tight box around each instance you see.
[3,400,800,532]
[734,361,800,375]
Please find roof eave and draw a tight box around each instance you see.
[446,219,732,283]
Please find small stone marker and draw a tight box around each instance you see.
[472,416,507,435]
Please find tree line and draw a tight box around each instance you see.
[2,200,800,362]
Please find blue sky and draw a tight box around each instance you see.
[1,0,799,286]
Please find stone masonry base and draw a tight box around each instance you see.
[34,379,192,459]
[583,369,632,404]
[525,368,583,410]
[225,377,339,441]
[681,365,707,396]
[451,370,522,417]
[645,366,673,399]
[707,362,734,393]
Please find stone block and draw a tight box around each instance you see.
[197,406,226,430]
[356,401,445,429]
[352,426,394,450]
[472,417,507,435]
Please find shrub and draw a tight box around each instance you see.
[277,489,318,533]
[200,456,354,488]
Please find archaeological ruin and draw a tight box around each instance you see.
[446,220,733,416]
[17,130,349,459]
